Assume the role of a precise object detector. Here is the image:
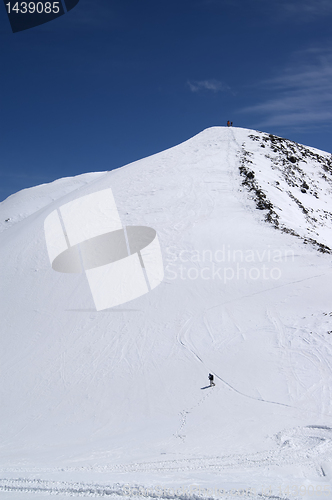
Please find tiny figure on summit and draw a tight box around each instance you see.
[230,121,233,126]
[209,373,215,387]
[227,120,230,127]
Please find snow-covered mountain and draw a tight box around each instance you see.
[1,127,332,499]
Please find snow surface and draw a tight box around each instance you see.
[1,127,332,498]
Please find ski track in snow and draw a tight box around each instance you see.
[268,310,332,416]
[0,477,295,500]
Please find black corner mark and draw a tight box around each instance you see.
[63,0,79,12]
[3,0,80,33]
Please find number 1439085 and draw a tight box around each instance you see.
[6,2,60,14]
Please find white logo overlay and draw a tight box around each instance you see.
[44,188,164,310]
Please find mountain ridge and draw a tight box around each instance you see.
[2,127,332,254]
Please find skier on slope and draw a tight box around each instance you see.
[209,373,215,387]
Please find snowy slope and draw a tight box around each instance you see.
[1,127,332,499]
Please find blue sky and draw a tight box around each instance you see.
[0,0,331,201]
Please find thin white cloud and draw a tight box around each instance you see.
[241,47,332,129]
[281,0,332,15]
[187,79,229,93]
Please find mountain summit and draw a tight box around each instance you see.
[1,127,332,496]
